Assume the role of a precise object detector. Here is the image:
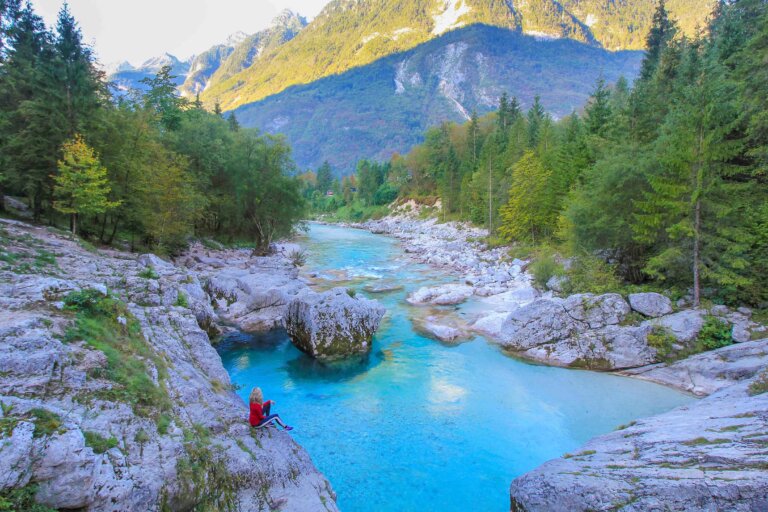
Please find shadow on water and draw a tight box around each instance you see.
[217,328,385,383]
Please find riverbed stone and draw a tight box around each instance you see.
[407,283,474,306]
[285,287,386,360]
[628,292,673,318]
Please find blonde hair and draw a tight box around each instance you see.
[249,387,263,404]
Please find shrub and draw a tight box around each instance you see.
[647,326,676,360]
[697,316,733,351]
[84,431,119,454]
[287,249,307,268]
[346,288,357,298]
[0,485,57,512]
[562,254,621,295]
[530,247,563,289]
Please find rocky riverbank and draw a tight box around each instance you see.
[353,213,768,510]
[0,219,337,511]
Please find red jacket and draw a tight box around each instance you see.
[249,401,272,426]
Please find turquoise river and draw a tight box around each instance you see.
[217,223,693,511]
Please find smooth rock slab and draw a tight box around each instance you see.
[286,288,386,360]
[644,309,706,343]
[510,380,768,512]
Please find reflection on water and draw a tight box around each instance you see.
[218,223,694,512]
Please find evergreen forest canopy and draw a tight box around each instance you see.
[0,0,305,254]
[308,0,768,308]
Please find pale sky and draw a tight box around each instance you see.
[31,0,332,66]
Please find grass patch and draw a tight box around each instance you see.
[30,408,62,438]
[683,437,730,446]
[176,424,238,511]
[156,414,172,435]
[175,291,189,308]
[138,266,159,279]
[84,431,119,454]
[0,485,57,512]
[62,289,171,418]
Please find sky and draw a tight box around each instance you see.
[31,0,332,66]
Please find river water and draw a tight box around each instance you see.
[217,223,693,511]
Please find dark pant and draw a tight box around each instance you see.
[259,414,288,428]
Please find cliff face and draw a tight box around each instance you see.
[0,219,337,511]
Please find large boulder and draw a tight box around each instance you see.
[286,288,386,360]
[644,309,705,343]
[406,283,473,306]
[628,292,673,318]
[563,293,631,329]
[496,294,646,370]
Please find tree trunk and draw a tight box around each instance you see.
[693,195,701,307]
[72,213,78,236]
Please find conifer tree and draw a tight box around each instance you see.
[527,96,545,148]
[641,0,678,80]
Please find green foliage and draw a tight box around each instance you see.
[647,326,676,360]
[561,255,622,295]
[83,431,119,454]
[529,246,562,289]
[0,4,306,255]
[697,316,733,350]
[138,266,159,279]
[53,135,119,235]
[63,289,171,417]
[0,485,57,512]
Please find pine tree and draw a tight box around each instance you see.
[316,161,333,194]
[52,2,104,138]
[527,96,546,148]
[52,135,118,235]
[585,76,612,137]
[0,2,61,220]
[641,0,678,80]
[227,111,240,132]
[632,39,747,305]
[141,65,186,130]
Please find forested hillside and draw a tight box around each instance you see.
[0,2,305,254]
[312,0,768,307]
[201,0,713,111]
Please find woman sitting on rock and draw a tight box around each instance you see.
[249,387,293,431]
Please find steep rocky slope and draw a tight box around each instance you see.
[0,219,337,511]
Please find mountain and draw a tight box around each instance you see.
[108,53,191,93]
[234,25,643,173]
[202,0,714,112]
[180,11,306,97]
